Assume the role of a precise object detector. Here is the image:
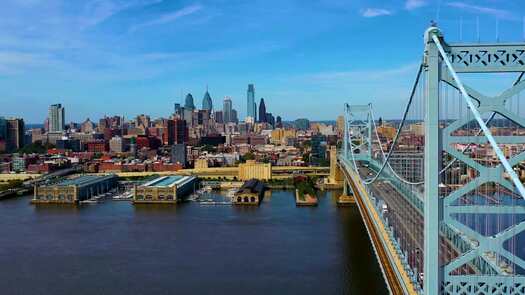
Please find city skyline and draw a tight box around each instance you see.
[2,0,524,122]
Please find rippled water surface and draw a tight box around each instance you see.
[0,190,387,295]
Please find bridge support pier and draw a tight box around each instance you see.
[337,180,355,206]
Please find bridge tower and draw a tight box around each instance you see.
[424,26,525,294]
[340,25,525,295]
[343,104,373,161]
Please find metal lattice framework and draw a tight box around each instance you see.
[431,29,525,294]
[339,26,525,295]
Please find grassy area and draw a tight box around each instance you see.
[294,177,316,200]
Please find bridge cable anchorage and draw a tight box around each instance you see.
[431,33,525,200]
[349,64,425,185]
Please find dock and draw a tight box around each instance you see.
[295,189,318,206]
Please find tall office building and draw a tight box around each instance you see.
[164,118,188,145]
[247,84,256,120]
[184,93,195,110]
[174,118,189,144]
[48,103,65,132]
[0,117,6,140]
[266,113,275,127]
[258,98,267,123]
[6,118,24,152]
[174,103,181,115]
[171,144,187,167]
[231,109,238,124]
[214,111,224,124]
[276,116,282,128]
[223,97,233,123]
[202,89,213,111]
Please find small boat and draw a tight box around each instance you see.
[80,199,98,205]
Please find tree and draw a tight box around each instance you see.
[17,142,54,155]
[240,152,255,163]
[201,145,217,153]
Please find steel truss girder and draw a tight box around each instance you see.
[444,43,525,73]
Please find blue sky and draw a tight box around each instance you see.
[1,0,524,123]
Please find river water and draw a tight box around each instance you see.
[0,190,387,295]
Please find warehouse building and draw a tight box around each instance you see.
[33,174,118,204]
[133,175,197,204]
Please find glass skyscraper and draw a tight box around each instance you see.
[223,97,233,123]
[258,98,266,123]
[48,103,65,132]
[247,84,256,120]
[0,117,6,140]
[202,90,213,111]
[184,93,195,110]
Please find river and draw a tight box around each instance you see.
[0,190,387,295]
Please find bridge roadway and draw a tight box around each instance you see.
[352,163,478,288]
[91,166,329,179]
[340,159,419,295]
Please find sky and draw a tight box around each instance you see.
[0,0,524,123]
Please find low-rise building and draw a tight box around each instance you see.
[33,174,118,204]
[133,176,197,204]
[233,179,266,205]
[239,160,271,181]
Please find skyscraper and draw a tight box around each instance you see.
[48,103,65,132]
[184,93,195,110]
[6,118,24,152]
[202,89,213,111]
[266,113,275,127]
[223,97,233,123]
[247,84,256,120]
[0,117,6,140]
[231,109,238,124]
[171,144,187,167]
[214,111,224,124]
[258,98,267,123]
[276,116,282,128]
[163,119,188,145]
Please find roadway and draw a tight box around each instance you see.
[340,160,419,295]
[357,163,475,283]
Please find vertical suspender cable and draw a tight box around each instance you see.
[431,33,525,200]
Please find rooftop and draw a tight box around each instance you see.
[55,175,117,187]
[142,176,192,188]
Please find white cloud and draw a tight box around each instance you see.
[129,4,203,32]
[360,8,392,18]
[79,0,164,29]
[446,2,515,20]
[405,0,427,10]
[0,51,60,75]
[298,63,420,86]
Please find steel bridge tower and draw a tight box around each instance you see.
[425,26,525,294]
[341,26,525,294]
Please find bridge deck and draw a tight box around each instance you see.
[343,162,419,295]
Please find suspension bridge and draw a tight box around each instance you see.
[338,25,525,294]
